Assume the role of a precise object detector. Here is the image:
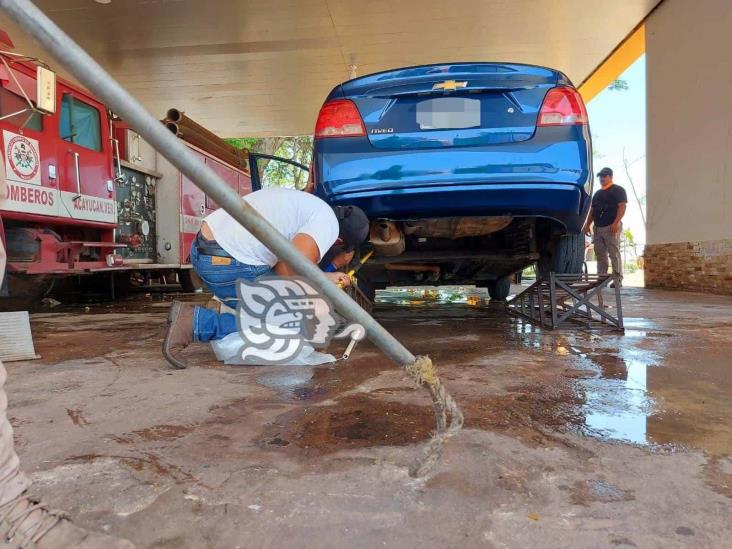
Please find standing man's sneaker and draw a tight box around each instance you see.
[0,494,135,548]
[162,301,195,369]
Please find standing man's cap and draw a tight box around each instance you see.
[597,167,613,177]
[334,205,370,250]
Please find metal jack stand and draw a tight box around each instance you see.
[507,273,624,331]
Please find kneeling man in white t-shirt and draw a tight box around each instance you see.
[162,187,369,369]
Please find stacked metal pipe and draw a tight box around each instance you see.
[163,108,249,173]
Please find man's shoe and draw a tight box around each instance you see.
[0,494,135,548]
[162,301,195,369]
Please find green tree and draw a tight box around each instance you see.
[225,136,313,189]
[225,137,259,150]
[608,79,629,91]
[623,227,635,247]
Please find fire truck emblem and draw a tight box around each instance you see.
[235,276,365,364]
[5,133,40,185]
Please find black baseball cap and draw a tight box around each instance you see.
[334,205,369,250]
[597,167,613,177]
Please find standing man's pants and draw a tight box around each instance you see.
[593,224,623,280]
[0,238,31,505]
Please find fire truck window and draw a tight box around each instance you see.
[60,94,101,151]
[0,87,42,131]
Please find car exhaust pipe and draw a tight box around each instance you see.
[378,221,391,241]
[369,220,405,256]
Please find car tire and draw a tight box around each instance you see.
[538,233,584,279]
[487,276,512,301]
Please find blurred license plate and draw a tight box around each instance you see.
[416,97,480,129]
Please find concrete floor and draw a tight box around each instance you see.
[5,286,732,548]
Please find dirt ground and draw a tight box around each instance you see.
[5,286,731,548]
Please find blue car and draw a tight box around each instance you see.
[312,62,592,300]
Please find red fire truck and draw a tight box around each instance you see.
[0,33,256,306]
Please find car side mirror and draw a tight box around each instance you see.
[36,65,56,114]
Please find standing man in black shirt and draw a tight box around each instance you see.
[583,167,628,287]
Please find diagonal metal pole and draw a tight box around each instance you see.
[0,0,418,365]
[0,1,464,453]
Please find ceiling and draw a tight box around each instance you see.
[0,0,660,137]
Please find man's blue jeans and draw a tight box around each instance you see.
[189,237,273,342]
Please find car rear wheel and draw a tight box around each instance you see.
[487,275,512,301]
[538,233,584,279]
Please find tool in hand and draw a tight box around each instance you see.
[337,249,374,288]
[337,249,375,359]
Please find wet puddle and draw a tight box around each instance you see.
[253,288,717,456]
[581,358,653,444]
[258,394,434,454]
[25,285,732,461]
[257,367,325,401]
[255,351,390,403]
[491,313,667,448]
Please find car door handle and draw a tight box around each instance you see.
[72,151,81,201]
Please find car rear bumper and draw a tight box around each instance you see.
[322,182,590,233]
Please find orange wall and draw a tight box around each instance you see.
[578,25,646,103]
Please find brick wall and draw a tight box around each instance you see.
[645,239,732,295]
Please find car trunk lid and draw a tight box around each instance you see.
[341,63,560,149]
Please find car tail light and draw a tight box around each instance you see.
[537,87,588,126]
[314,99,366,138]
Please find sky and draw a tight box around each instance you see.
[586,55,647,245]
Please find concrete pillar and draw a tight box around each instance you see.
[645,0,732,294]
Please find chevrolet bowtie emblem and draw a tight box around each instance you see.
[432,80,468,91]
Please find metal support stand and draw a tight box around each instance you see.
[507,273,624,331]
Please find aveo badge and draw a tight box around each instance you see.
[3,130,41,186]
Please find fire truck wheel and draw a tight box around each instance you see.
[0,274,55,312]
[112,271,131,299]
[178,269,205,293]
